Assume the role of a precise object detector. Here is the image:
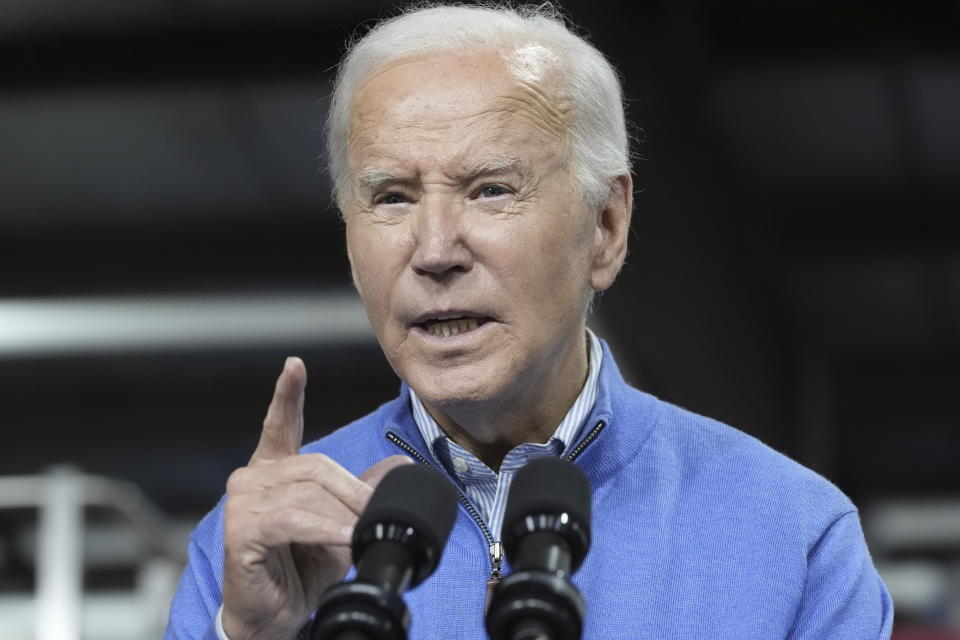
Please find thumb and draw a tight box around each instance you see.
[250,356,306,465]
[359,455,416,490]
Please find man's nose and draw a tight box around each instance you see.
[410,195,473,279]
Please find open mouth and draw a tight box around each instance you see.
[418,316,489,338]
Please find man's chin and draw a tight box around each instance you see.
[412,379,491,410]
[406,366,505,413]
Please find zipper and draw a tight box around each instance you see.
[387,431,504,606]
[385,421,605,598]
[385,430,498,551]
[565,419,606,462]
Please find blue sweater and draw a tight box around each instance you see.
[166,341,893,639]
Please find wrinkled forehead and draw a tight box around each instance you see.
[351,39,567,100]
[346,44,572,164]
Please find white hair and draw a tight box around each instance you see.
[325,2,631,211]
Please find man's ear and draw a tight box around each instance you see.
[590,173,633,293]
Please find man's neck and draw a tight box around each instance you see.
[422,334,590,471]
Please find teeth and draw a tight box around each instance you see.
[426,317,481,337]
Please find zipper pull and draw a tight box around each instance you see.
[484,541,503,611]
[489,541,503,579]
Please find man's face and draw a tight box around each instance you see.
[344,49,615,423]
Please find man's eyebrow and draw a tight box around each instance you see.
[464,157,523,179]
[354,167,411,191]
[354,157,523,191]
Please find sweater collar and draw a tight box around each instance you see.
[380,336,658,485]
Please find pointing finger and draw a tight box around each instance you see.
[251,357,306,465]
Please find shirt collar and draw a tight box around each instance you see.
[409,328,604,467]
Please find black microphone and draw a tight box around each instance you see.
[486,457,591,640]
[311,464,458,640]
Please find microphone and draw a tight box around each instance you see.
[485,457,591,640]
[311,464,458,640]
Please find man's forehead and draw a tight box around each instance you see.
[348,48,569,134]
[352,42,563,96]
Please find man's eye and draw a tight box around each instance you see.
[377,192,407,205]
[478,184,509,198]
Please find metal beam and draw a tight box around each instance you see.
[0,291,374,357]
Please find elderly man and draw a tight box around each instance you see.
[166,5,892,639]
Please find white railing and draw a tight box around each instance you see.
[0,467,187,640]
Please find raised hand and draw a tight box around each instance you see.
[221,357,411,640]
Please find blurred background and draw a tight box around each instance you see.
[0,0,958,638]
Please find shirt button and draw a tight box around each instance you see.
[452,457,469,473]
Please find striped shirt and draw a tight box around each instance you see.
[409,329,603,540]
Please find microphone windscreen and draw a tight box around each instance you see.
[355,463,458,569]
[502,457,591,550]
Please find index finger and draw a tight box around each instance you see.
[250,356,306,466]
